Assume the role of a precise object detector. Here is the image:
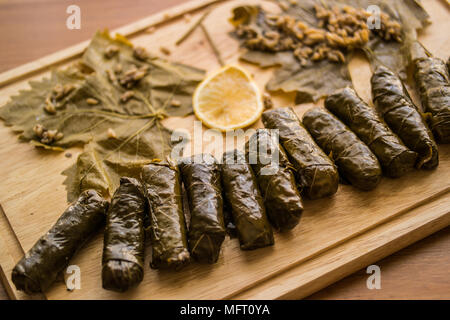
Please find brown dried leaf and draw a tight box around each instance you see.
[233,0,430,102]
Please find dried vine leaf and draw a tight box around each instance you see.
[232,0,429,102]
[357,0,430,78]
[240,50,349,101]
[240,51,295,68]
[0,69,87,150]
[241,48,352,103]
[1,31,203,149]
[0,30,205,201]
[63,118,175,202]
[268,55,351,103]
[286,0,430,79]
[82,31,204,117]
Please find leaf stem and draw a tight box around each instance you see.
[175,10,211,46]
[134,90,157,114]
[58,108,159,120]
[79,117,157,188]
[200,23,225,66]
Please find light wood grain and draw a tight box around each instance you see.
[231,191,450,299]
[0,0,449,300]
[307,226,450,300]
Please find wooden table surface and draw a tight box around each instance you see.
[0,0,448,300]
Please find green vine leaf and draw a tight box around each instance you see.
[0,30,204,201]
[0,69,88,150]
[63,118,174,202]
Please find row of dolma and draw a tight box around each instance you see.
[12,140,305,294]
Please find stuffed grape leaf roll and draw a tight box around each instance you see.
[303,108,382,191]
[102,177,146,292]
[371,66,438,169]
[179,154,225,264]
[414,57,450,144]
[223,197,238,238]
[222,150,274,250]
[12,190,108,294]
[245,129,303,231]
[325,87,417,178]
[262,108,339,199]
[141,162,190,270]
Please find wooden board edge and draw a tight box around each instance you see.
[0,0,223,88]
[1,192,448,300]
[219,187,450,299]
[0,234,22,300]
[0,205,45,300]
[0,0,448,301]
[3,193,446,301]
[230,191,450,299]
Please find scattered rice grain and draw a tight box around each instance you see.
[160,46,171,55]
[107,128,117,139]
[86,98,99,105]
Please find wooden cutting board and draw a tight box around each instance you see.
[0,0,448,300]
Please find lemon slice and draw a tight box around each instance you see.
[193,65,263,132]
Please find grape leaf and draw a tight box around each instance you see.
[82,30,204,117]
[241,50,352,103]
[62,118,175,202]
[233,0,430,102]
[355,0,430,79]
[0,30,204,201]
[0,68,88,150]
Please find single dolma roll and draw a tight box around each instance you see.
[414,57,450,144]
[223,202,238,238]
[179,154,225,264]
[325,87,417,178]
[141,162,190,270]
[371,66,439,169]
[303,108,382,191]
[262,107,339,199]
[245,129,303,231]
[222,150,274,250]
[12,190,108,294]
[102,177,146,292]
